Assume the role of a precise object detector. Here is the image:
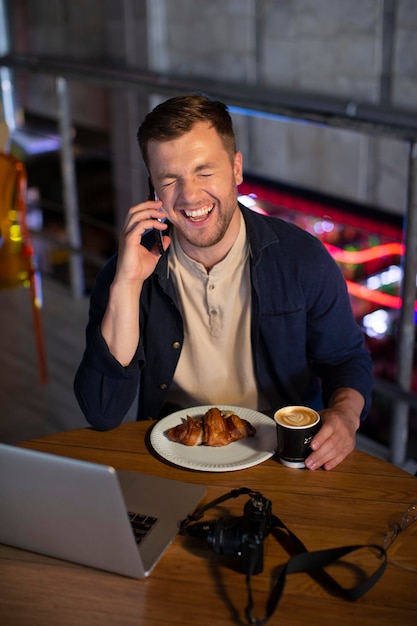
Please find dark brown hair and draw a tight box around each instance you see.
[137,93,236,167]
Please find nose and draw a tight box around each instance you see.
[178,176,200,204]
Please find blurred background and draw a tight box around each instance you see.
[1,0,417,473]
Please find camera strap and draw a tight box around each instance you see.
[247,515,387,625]
[180,487,387,626]
[180,487,255,527]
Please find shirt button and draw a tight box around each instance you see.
[159,383,167,390]
[208,284,215,290]
[172,341,181,349]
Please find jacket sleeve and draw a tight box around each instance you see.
[252,219,373,420]
[73,256,144,430]
[305,242,373,417]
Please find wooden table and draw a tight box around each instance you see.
[1,421,416,626]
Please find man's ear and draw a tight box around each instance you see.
[234,151,243,186]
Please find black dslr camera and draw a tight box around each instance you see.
[186,493,272,575]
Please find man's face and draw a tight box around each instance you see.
[147,121,243,256]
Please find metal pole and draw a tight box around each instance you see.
[390,140,417,466]
[0,0,16,130]
[55,76,84,299]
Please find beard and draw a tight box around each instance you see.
[180,214,231,248]
[175,197,239,250]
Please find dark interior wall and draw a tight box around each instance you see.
[3,1,417,220]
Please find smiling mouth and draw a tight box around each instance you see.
[181,204,214,222]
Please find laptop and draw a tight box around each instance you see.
[0,443,206,578]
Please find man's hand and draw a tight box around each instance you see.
[101,199,170,366]
[304,388,365,471]
[114,199,169,286]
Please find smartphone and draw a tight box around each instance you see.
[148,178,165,255]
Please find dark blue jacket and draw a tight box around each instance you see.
[74,205,373,429]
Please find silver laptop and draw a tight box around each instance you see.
[0,443,206,578]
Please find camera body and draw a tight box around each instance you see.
[206,494,272,575]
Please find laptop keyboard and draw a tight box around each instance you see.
[128,512,158,545]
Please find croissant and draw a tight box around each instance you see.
[165,407,256,447]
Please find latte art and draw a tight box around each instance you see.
[274,406,319,428]
[274,405,321,468]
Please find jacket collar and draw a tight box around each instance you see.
[239,203,280,265]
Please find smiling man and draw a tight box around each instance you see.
[74,93,373,470]
[147,121,242,256]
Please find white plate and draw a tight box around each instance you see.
[149,405,277,472]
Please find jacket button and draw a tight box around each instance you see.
[172,341,181,349]
[159,383,167,390]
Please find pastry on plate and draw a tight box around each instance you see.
[165,407,256,447]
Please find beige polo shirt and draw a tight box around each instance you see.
[166,213,264,410]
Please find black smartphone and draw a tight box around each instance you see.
[148,178,165,255]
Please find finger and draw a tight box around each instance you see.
[150,233,171,256]
[123,201,165,229]
[309,421,333,451]
[304,446,329,470]
[305,429,339,469]
[306,429,355,470]
[123,213,168,240]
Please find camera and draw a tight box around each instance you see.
[187,494,272,575]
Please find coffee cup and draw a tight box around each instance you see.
[274,405,321,468]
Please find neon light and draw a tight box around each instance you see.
[238,180,404,241]
[324,242,404,264]
[240,195,414,312]
[345,280,417,311]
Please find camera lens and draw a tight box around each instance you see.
[208,518,242,556]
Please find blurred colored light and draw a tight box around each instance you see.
[363,309,390,338]
[9,225,22,242]
[238,194,257,207]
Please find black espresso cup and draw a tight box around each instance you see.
[274,405,321,468]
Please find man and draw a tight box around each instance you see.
[74,93,373,470]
